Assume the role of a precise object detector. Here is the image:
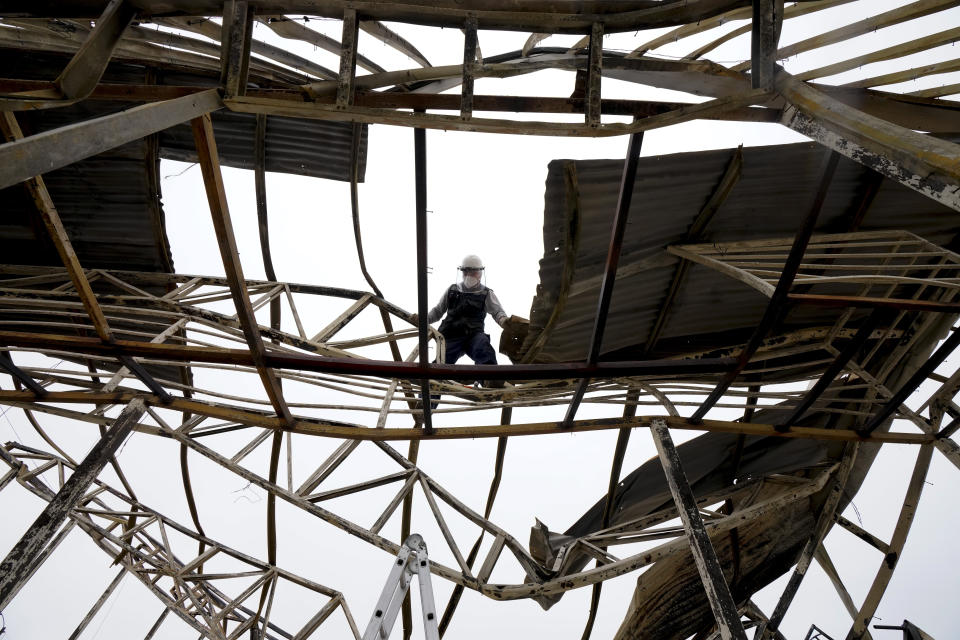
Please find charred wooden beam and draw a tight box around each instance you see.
[777,69,960,212]
[650,419,746,640]
[0,89,221,191]
[0,398,145,610]
[336,8,359,109]
[190,114,292,424]
[461,17,478,118]
[220,0,254,98]
[562,131,643,427]
[690,150,839,422]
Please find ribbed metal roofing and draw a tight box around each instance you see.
[518,141,959,365]
[0,49,366,275]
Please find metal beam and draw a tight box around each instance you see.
[586,22,604,125]
[777,69,960,212]
[650,419,746,640]
[0,88,222,191]
[414,120,433,434]
[460,17,478,119]
[58,0,136,100]
[690,150,839,422]
[563,131,643,426]
[0,398,145,610]
[751,0,782,90]
[190,114,292,424]
[645,145,742,354]
[858,326,960,436]
[336,8,359,109]
[220,0,254,98]
[778,309,890,429]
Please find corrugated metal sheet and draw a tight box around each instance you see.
[0,49,367,276]
[518,141,959,365]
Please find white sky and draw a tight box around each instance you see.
[2,2,960,639]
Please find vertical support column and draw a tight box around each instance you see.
[460,17,478,119]
[221,0,254,98]
[0,398,146,610]
[586,22,603,126]
[337,9,359,110]
[562,131,643,427]
[751,0,782,90]
[650,419,746,640]
[414,122,433,435]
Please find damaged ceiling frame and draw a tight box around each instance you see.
[0,1,959,639]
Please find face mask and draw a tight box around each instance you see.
[463,275,480,288]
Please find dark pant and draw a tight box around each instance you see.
[443,331,497,365]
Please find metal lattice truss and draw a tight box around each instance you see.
[2,1,960,639]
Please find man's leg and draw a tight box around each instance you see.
[427,336,466,408]
[465,333,504,389]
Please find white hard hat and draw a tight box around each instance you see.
[459,254,484,270]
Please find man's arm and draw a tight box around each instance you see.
[426,287,449,323]
[486,289,508,327]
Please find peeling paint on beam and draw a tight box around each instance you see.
[777,71,960,212]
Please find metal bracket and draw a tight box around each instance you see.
[363,534,439,640]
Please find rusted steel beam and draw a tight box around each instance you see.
[650,419,746,640]
[461,17,478,118]
[690,151,840,422]
[0,398,145,610]
[778,309,890,430]
[858,327,960,436]
[190,114,292,424]
[0,88,222,191]
[563,131,643,427]
[336,8,358,109]
[414,121,433,434]
[750,0,782,90]
[776,70,960,212]
[787,293,960,314]
[220,0,254,98]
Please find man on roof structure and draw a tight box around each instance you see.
[415,254,508,368]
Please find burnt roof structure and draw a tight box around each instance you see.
[0,2,959,640]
